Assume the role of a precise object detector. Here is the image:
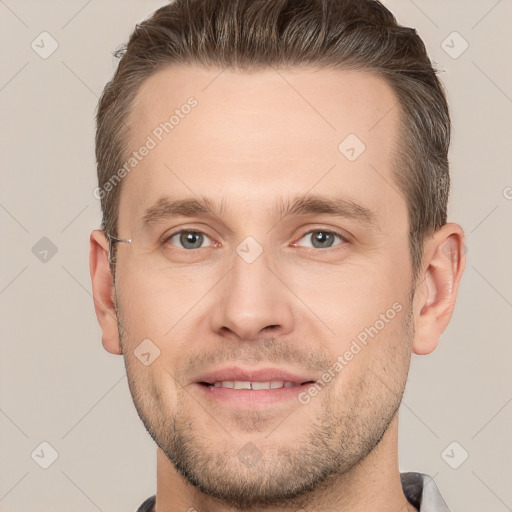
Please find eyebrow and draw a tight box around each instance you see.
[139,194,378,231]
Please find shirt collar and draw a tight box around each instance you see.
[401,472,451,511]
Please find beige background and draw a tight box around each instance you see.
[1,0,511,510]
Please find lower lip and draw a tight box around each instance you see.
[195,382,316,407]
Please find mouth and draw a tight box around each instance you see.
[192,366,319,408]
[198,380,316,389]
[195,379,317,408]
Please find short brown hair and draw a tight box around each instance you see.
[95,0,450,283]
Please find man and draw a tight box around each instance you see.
[89,0,466,510]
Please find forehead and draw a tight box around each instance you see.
[119,64,406,234]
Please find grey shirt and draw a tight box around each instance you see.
[136,472,450,511]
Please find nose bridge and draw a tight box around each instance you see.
[211,238,294,341]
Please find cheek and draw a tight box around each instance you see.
[293,257,412,385]
[287,257,407,335]
[329,303,412,412]
[115,262,211,336]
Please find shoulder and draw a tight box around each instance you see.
[401,472,451,512]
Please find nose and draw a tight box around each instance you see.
[210,247,296,342]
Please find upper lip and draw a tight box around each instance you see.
[194,366,318,385]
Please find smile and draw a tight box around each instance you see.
[203,380,314,389]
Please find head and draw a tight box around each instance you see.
[90,0,465,508]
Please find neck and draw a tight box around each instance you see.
[154,414,415,512]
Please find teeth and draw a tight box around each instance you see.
[234,381,251,389]
[251,381,271,390]
[211,380,301,389]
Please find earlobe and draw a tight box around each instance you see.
[89,230,122,355]
[412,223,466,355]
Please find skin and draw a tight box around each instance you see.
[90,65,465,512]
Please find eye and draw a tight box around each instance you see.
[293,230,346,250]
[165,230,213,250]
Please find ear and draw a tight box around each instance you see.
[412,223,466,355]
[89,230,122,355]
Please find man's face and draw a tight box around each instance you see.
[114,65,416,507]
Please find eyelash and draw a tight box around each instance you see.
[162,228,348,252]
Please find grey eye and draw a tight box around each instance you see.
[297,230,344,249]
[168,230,211,249]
